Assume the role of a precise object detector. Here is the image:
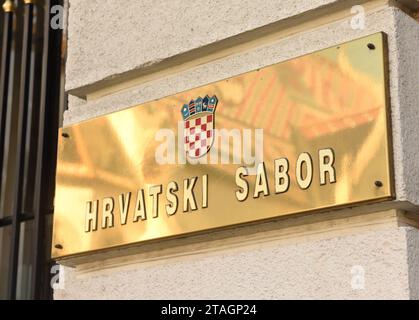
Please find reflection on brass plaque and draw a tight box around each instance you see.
[52,33,394,259]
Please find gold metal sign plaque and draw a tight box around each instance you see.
[52,33,393,259]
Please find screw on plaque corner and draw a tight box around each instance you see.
[367,43,376,50]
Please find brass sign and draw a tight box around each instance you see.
[52,33,393,259]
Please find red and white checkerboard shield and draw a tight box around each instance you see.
[184,113,215,158]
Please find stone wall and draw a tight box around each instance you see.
[56,0,419,299]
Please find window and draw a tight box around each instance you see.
[0,0,64,300]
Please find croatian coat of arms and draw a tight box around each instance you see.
[181,95,218,159]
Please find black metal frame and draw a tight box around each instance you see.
[0,0,64,300]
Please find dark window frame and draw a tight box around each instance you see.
[0,0,64,300]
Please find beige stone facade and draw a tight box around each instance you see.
[56,0,419,299]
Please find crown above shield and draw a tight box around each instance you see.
[181,95,218,121]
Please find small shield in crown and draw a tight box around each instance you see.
[181,95,218,159]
